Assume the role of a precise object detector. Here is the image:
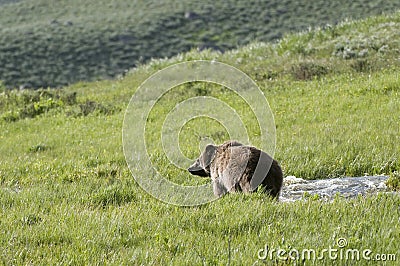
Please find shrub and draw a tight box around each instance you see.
[350,59,372,72]
[78,100,120,116]
[20,98,63,119]
[290,62,329,80]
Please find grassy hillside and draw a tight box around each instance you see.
[1,12,400,265]
[1,0,400,88]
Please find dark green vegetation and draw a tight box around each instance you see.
[2,0,400,88]
[1,11,400,265]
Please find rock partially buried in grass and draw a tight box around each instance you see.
[188,140,283,199]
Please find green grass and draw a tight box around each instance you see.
[1,0,400,88]
[1,12,400,265]
[1,185,398,265]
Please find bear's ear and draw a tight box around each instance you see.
[201,144,217,167]
[225,140,243,147]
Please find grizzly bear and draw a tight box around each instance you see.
[188,140,283,199]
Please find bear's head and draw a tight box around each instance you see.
[187,144,217,177]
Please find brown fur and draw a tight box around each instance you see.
[188,140,283,199]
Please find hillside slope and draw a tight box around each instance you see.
[1,0,400,88]
[0,13,400,265]
[0,12,399,265]
[1,11,399,181]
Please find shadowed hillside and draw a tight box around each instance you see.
[1,0,400,88]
